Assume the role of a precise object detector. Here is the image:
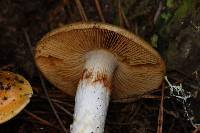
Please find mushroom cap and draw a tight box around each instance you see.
[0,71,33,124]
[35,22,165,99]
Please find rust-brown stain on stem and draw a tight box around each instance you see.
[80,69,112,91]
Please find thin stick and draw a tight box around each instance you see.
[48,0,69,21]
[36,94,74,106]
[111,93,167,103]
[121,8,130,28]
[157,82,165,133]
[24,109,59,129]
[193,125,200,133]
[118,0,124,27]
[51,98,74,107]
[142,94,162,99]
[39,74,68,133]
[118,0,130,28]
[0,64,14,70]
[135,22,138,35]
[23,29,68,133]
[75,0,88,21]
[154,0,163,24]
[107,120,141,126]
[94,0,105,22]
[54,102,73,118]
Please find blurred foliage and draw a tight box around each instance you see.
[158,0,197,36]
[150,34,158,48]
[172,0,196,21]
[166,0,175,8]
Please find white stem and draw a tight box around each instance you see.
[70,50,117,133]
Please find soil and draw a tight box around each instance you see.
[0,0,199,133]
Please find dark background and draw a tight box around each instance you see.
[0,0,200,132]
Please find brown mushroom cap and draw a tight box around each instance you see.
[35,22,165,99]
[0,71,33,124]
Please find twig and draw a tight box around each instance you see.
[157,82,165,133]
[142,94,161,99]
[118,0,130,28]
[94,0,105,22]
[48,0,69,21]
[107,120,141,126]
[135,22,138,35]
[32,110,66,115]
[118,0,124,27]
[121,8,130,29]
[74,0,88,21]
[145,105,178,118]
[23,29,68,133]
[54,102,73,118]
[24,109,59,129]
[51,98,74,108]
[130,102,142,118]
[163,108,178,118]
[154,0,163,24]
[111,96,138,103]
[170,101,188,133]
[193,125,200,133]
[35,94,74,106]
[39,74,68,133]
[111,93,166,103]
[168,118,175,132]
[0,64,14,70]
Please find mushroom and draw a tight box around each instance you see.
[35,22,165,132]
[0,71,33,124]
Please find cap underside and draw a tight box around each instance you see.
[0,71,33,124]
[35,22,165,99]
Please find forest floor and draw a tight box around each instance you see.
[0,0,200,133]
